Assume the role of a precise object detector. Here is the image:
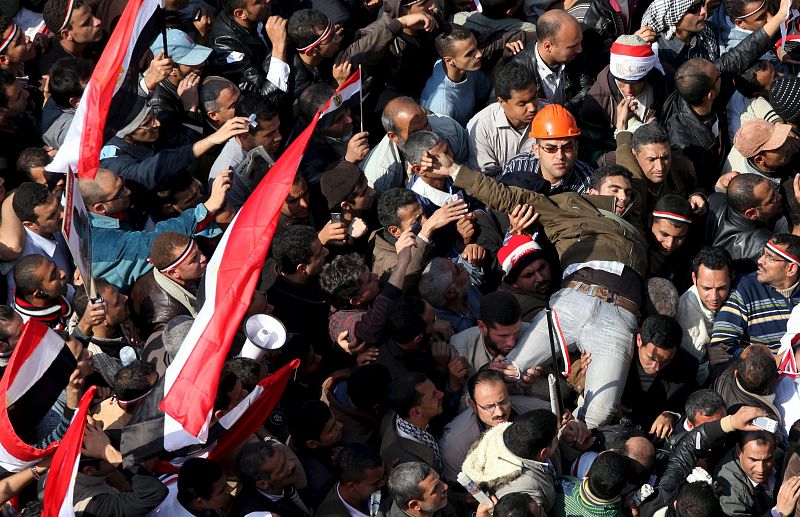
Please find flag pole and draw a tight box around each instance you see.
[161,6,169,58]
[359,64,364,133]
[545,303,564,418]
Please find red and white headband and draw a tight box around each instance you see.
[609,42,664,82]
[735,0,765,18]
[767,240,800,265]
[0,24,17,54]
[58,0,77,31]
[159,239,196,273]
[296,20,333,53]
[115,385,155,408]
[652,211,692,224]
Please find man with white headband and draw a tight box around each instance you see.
[40,0,103,73]
[648,194,694,286]
[287,9,345,103]
[709,233,800,360]
[0,16,34,76]
[711,0,770,54]
[581,34,668,154]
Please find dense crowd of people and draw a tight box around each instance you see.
[6,0,800,513]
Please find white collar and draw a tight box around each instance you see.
[534,44,565,77]
[409,176,459,207]
[23,227,57,256]
[337,484,370,517]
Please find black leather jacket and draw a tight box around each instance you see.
[206,10,282,97]
[705,192,771,274]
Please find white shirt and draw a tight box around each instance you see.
[534,44,566,104]
[337,484,370,517]
[147,476,194,516]
[6,228,75,303]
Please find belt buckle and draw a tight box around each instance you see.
[594,286,612,303]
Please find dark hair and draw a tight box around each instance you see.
[685,389,726,425]
[0,17,12,56]
[297,83,335,120]
[0,305,18,341]
[676,58,717,105]
[727,173,769,213]
[738,345,778,395]
[691,246,733,275]
[589,164,632,191]
[586,451,629,500]
[467,368,506,401]
[770,233,800,267]
[494,61,537,101]
[675,481,721,517]
[114,360,156,401]
[177,458,225,506]
[503,409,558,460]
[0,68,16,109]
[494,493,537,517]
[12,182,52,223]
[435,25,474,58]
[479,291,521,327]
[289,400,333,448]
[724,0,761,18]
[43,0,87,33]
[348,363,391,411]
[73,279,113,317]
[48,57,93,108]
[738,429,776,448]
[221,0,248,15]
[640,315,682,350]
[335,443,383,483]
[287,9,330,49]
[150,232,192,271]
[320,253,366,309]
[223,357,263,392]
[377,188,419,228]
[632,122,670,151]
[17,148,51,182]
[234,92,280,131]
[385,297,427,344]
[272,225,318,274]
[387,372,428,418]
[236,440,278,486]
[736,60,771,98]
[213,370,240,413]
[479,0,518,18]
[13,255,49,296]
[652,194,693,228]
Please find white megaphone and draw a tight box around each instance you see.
[239,314,287,361]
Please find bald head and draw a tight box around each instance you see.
[537,10,580,44]
[78,168,118,206]
[536,10,583,65]
[381,97,430,148]
[675,58,718,106]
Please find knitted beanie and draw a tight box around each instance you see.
[770,75,800,123]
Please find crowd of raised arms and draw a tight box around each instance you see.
[11,0,800,514]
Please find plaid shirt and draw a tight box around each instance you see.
[551,477,621,517]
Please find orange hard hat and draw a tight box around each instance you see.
[530,104,581,139]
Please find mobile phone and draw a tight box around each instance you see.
[410,220,422,235]
[90,296,107,312]
[247,113,258,129]
[752,416,778,433]
[457,472,492,505]
[330,213,343,223]
[193,7,203,21]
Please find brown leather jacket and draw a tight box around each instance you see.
[130,269,194,340]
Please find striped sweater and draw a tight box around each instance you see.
[709,273,800,356]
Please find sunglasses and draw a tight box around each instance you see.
[539,143,576,154]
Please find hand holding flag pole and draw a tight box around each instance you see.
[359,64,364,133]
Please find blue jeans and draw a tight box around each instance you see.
[506,284,638,428]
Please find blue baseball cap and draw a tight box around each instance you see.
[150,28,212,66]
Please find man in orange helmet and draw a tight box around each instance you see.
[498,105,594,196]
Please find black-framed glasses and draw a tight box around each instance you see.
[475,398,511,412]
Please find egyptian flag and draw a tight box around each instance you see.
[548,309,571,377]
[158,110,325,448]
[779,306,800,379]
[0,320,75,472]
[320,68,362,119]
[47,0,165,179]
[41,386,97,517]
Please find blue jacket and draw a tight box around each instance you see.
[90,204,219,292]
[99,136,196,190]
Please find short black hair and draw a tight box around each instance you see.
[272,225,318,274]
[769,233,800,266]
[287,9,330,49]
[691,246,733,275]
[736,60,771,98]
[675,58,717,106]
[297,83,335,120]
[377,188,419,229]
[213,370,240,413]
[348,363,391,411]
[727,173,769,213]
[435,25,474,58]
[737,345,778,395]
[177,458,225,507]
[479,0,518,18]
[503,409,557,460]
[43,0,87,33]
[48,57,93,108]
[12,182,52,223]
[467,368,506,401]
[385,296,427,344]
[676,481,721,517]
[652,194,693,228]
[17,147,51,182]
[589,164,632,191]
[234,92,280,130]
[724,0,761,18]
[13,255,48,296]
[387,372,428,419]
[221,0,248,15]
[0,17,13,57]
[639,315,682,350]
[335,443,383,483]
[223,356,263,392]
[586,451,629,500]
[320,253,367,309]
[0,68,16,109]
[289,400,333,448]
[73,279,113,317]
[685,389,725,425]
[479,291,521,327]
[632,122,670,151]
[494,61,537,101]
[493,493,538,517]
[113,360,156,401]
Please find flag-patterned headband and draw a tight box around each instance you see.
[58,0,77,31]
[0,24,17,54]
[159,239,196,273]
[652,211,692,224]
[296,20,333,53]
[735,0,766,18]
[767,240,800,265]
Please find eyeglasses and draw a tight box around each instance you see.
[104,185,127,203]
[539,143,575,154]
[762,249,790,264]
[686,1,704,14]
[475,398,511,412]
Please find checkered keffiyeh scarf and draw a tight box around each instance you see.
[640,0,695,38]
[396,417,443,471]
